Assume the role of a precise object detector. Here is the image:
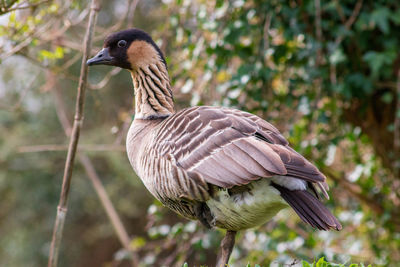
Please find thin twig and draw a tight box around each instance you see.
[335,1,346,23]
[1,0,51,13]
[307,0,323,134]
[394,69,400,173]
[127,0,141,28]
[334,0,363,47]
[323,167,384,214]
[262,12,272,66]
[0,19,53,60]
[47,1,101,266]
[93,0,137,42]
[79,154,139,266]
[17,144,125,153]
[52,79,138,266]
[314,0,323,62]
[88,67,122,89]
[0,0,18,15]
[114,112,134,145]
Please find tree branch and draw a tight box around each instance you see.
[127,0,141,28]
[2,0,51,13]
[334,0,363,47]
[88,67,122,90]
[79,153,139,266]
[307,0,324,134]
[17,144,125,153]
[47,1,101,266]
[394,69,400,171]
[52,83,138,266]
[324,167,384,215]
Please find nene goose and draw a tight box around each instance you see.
[87,28,341,265]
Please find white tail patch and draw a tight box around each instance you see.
[270,175,307,191]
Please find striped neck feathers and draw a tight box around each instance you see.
[130,62,174,119]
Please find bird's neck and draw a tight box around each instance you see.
[130,62,174,120]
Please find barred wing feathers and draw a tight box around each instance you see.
[154,106,327,190]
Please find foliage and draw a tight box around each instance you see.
[0,0,399,266]
[301,257,371,267]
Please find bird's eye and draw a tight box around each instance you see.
[117,40,127,48]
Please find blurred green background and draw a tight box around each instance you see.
[1,0,400,266]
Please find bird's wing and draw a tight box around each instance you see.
[154,106,327,191]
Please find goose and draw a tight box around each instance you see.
[87,28,341,265]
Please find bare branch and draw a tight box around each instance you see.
[47,1,143,263]
[127,0,141,28]
[307,0,324,134]
[48,1,101,266]
[394,69,400,172]
[79,153,139,266]
[334,0,363,47]
[262,12,272,65]
[1,0,51,13]
[114,111,134,145]
[17,144,126,153]
[93,0,139,42]
[323,167,384,214]
[88,67,122,89]
[0,0,18,15]
[314,0,323,52]
[52,82,137,265]
[0,72,39,111]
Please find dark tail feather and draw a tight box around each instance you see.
[272,183,342,231]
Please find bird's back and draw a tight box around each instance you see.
[127,106,341,231]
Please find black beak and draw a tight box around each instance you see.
[86,47,114,66]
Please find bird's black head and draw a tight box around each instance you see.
[87,28,166,70]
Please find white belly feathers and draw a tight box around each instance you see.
[206,179,288,231]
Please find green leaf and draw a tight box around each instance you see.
[9,11,16,23]
[38,46,65,61]
[390,9,400,25]
[381,92,393,103]
[130,237,146,250]
[362,51,395,77]
[302,260,312,267]
[371,7,391,34]
[316,257,326,267]
[329,48,346,65]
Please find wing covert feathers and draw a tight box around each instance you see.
[155,106,328,191]
[272,183,342,231]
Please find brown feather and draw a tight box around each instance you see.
[272,183,342,230]
[154,106,327,190]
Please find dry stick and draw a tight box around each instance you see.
[334,0,363,47]
[2,0,51,13]
[127,0,140,28]
[307,0,324,135]
[324,167,384,215]
[47,1,100,267]
[17,144,125,153]
[330,0,363,86]
[52,83,138,266]
[79,154,139,266]
[216,230,237,267]
[394,69,400,174]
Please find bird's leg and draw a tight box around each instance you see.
[216,230,237,267]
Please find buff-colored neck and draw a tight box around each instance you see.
[130,61,174,119]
